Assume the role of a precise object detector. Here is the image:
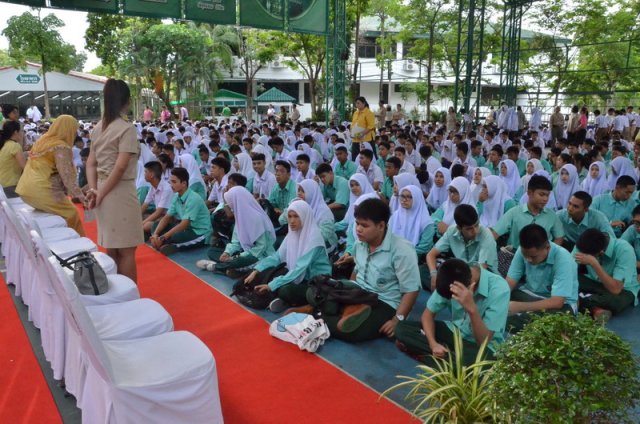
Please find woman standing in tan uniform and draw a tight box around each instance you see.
[86,79,143,282]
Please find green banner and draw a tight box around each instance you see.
[184,0,237,24]
[123,0,182,19]
[288,0,327,34]
[50,0,118,13]
[239,0,284,31]
[3,0,45,6]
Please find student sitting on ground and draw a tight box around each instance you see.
[620,204,640,274]
[244,200,332,312]
[389,185,435,257]
[199,186,277,277]
[394,258,510,366]
[380,156,401,202]
[292,198,421,342]
[505,224,578,333]
[333,144,357,180]
[141,161,174,238]
[267,160,298,221]
[247,152,276,200]
[294,153,315,183]
[426,205,498,290]
[556,191,615,251]
[573,229,639,321]
[590,175,636,238]
[492,175,564,249]
[149,167,213,256]
[297,179,337,251]
[316,163,350,222]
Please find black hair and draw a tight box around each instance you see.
[143,160,163,180]
[519,224,549,249]
[252,153,266,162]
[506,146,519,156]
[416,170,429,184]
[379,141,391,150]
[296,153,310,163]
[217,150,231,161]
[360,149,374,160]
[354,198,390,224]
[490,145,504,156]
[198,145,209,155]
[170,167,189,184]
[576,229,608,255]
[354,96,369,108]
[211,157,231,174]
[436,258,471,299]
[158,153,174,169]
[633,204,640,217]
[303,134,314,144]
[174,138,185,148]
[419,145,432,158]
[527,175,552,192]
[270,136,284,146]
[385,156,402,169]
[453,204,478,227]
[451,164,465,179]
[571,191,592,208]
[102,79,130,130]
[227,172,248,187]
[336,145,348,153]
[1,104,18,119]
[0,120,21,150]
[275,159,291,173]
[316,163,333,175]
[162,144,175,153]
[616,175,636,188]
[530,146,542,157]
[559,153,574,165]
[394,146,406,155]
[470,140,483,149]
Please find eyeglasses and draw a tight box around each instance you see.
[399,194,413,200]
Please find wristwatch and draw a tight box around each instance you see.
[396,314,405,321]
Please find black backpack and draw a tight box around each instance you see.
[230,263,288,310]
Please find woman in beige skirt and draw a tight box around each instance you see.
[85,79,144,282]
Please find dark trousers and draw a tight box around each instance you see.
[507,289,575,333]
[305,280,395,342]
[276,281,309,306]
[330,206,347,222]
[578,275,635,315]
[395,320,494,367]
[207,246,258,272]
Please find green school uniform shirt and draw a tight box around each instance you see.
[255,246,332,291]
[621,225,640,262]
[333,160,357,180]
[167,189,212,243]
[268,178,297,211]
[427,268,510,352]
[556,209,615,243]
[381,176,394,200]
[487,162,500,176]
[573,238,639,304]
[435,225,499,273]
[352,230,421,309]
[321,175,350,207]
[507,243,579,308]
[493,204,564,249]
[472,154,486,168]
[591,192,636,237]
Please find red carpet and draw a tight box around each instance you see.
[83,217,413,423]
[0,274,62,424]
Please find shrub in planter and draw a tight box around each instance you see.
[382,330,497,423]
[490,313,640,423]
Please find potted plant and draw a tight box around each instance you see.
[490,313,640,423]
[382,330,497,423]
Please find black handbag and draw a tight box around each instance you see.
[53,251,109,296]
[308,275,378,308]
[230,263,288,309]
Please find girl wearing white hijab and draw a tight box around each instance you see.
[554,164,580,209]
[233,151,255,179]
[519,170,558,210]
[499,159,523,200]
[389,173,420,213]
[521,158,544,191]
[245,200,331,310]
[581,161,608,198]
[432,176,474,235]
[389,185,435,255]
[199,186,276,274]
[298,179,337,251]
[468,167,491,205]
[478,175,514,227]
[176,153,207,201]
[335,173,376,232]
[426,167,451,212]
[608,156,637,190]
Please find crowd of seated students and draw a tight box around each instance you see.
[107,102,640,365]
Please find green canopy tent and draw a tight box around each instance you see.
[254,87,297,120]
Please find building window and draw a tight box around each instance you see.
[358,36,397,59]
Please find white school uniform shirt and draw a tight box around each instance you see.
[595,114,609,129]
[72,146,82,168]
[399,160,416,175]
[405,149,422,168]
[144,180,174,210]
[253,170,277,199]
[613,116,625,132]
[207,174,229,204]
[294,168,316,183]
[357,163,384,186]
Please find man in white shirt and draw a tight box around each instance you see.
[294,153,316,183]
[250,153,277,199]
[393,146,417,175]
[357,149,384,190]
[207,157,231,210]
[142,161,176,237]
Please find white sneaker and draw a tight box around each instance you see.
[196,259,216,270]
[268,298,289,313]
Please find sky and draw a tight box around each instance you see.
[0,4,101,72]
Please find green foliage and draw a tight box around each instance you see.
[490,313,640,423]
[382,330,496,423]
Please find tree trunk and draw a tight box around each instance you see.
[351,4,362,100]
[42,71,51,119]
[426,24,435,120]
[378,13,386,101]
[310,80,317,119]
[246,75,254,121]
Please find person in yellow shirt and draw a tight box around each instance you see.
[0,120,26,197]
[351,96,376,160]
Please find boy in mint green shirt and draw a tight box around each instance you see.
[506,224,578,333]
[333,146,357,180]
[316,163,349,222]
[150,167,212,256]
[395,258,510,366]
[620,204,640,269]
[380,157,401,202]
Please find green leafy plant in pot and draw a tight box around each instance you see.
[490,313,640,423]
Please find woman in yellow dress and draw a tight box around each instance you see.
[350,96,376,161]
[16,115,86,235]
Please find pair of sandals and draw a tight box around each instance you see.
[195,259,217,272]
